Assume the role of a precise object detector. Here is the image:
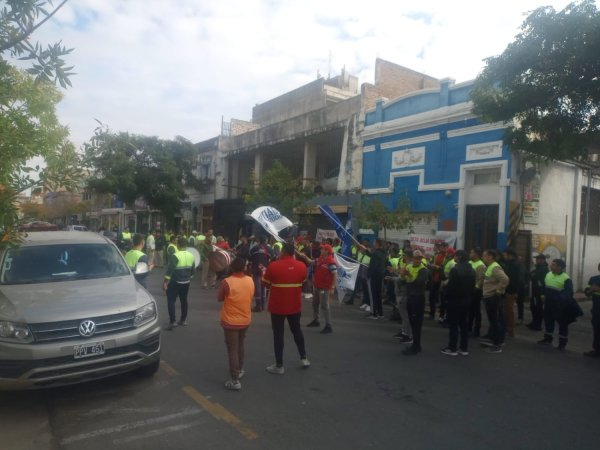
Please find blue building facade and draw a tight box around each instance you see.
[362,79,512,250]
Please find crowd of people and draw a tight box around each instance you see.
[108,226,600,392]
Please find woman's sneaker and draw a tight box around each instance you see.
[440,348,458,356]
[224,379,241,390]
[266,364,285,375]
[458,350,469,356]
[301,358,311,368]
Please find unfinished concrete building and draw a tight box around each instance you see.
[197,59,439,239]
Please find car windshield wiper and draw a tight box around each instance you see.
[51,271,78,277]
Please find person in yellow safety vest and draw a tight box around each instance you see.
[438,248,457,325]
[272,239,283,258]
[481,249,509,353]
[125,234,152,288]
[537,258,576,350]
[166,235,177,259]
[332,238,341,254]
[120,227,133,252]
[163,236,196,330]
[346,242,371,307]
[392,249,414,343]
[400,249,429,355]
[468,246,486,337]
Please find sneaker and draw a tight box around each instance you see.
[584,350,600,357]
[306,319,320,327]
[224,379,241,390]
[537,337,553,345]
[556,344,566,351]
[393,331,409,339]
[301,358,311,368]
[480,340,494,347]
[164,322,177,331]
[238,369,245,379]
[399,336,413,344]
[486,345,503,354]
[359,304,368,310]
[320,324,333,334]
[265,364,285,375]
[458,350,470,356]
[368,314,380,320]
[440,348,459,356]
[178,320,187,326]
[364,305,371,313]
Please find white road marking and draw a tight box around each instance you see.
[78,407,162,417]
[59,407,203,445]
[112,420,203,445]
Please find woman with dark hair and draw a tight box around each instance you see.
[441,250,476,356]
[218,257,255,390]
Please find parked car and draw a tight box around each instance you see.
[0,231,161,389]
[65,225,89,232]
[100,230,119,245]
[19,221,58,232]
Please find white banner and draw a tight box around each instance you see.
[250,206,293,242]
[334,253,359,303]
[315,228,337,243]
[409,234,457,257]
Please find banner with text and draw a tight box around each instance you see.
[409,234,457,257]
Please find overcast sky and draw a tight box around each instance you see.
[23,0,586,149]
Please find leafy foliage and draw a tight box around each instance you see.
[471,0,600,161]
[353,194,413,240]
[83,126,201,220]
[0,0,74,87]
[242,159,314,220]
[0,0,77,248]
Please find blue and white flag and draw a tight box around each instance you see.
[250,206,293,242]
[319,205,353,257]
[334,253,359,303]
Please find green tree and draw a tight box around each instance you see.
[471,0,600,161]
[242,159,314,221]
[1,0,77,247]
[84,126,201,221]
[354,194,413,241]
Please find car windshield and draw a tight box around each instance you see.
[0,243,130,285]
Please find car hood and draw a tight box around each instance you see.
[0,276,152,323]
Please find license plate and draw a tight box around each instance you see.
[73,342,105,359]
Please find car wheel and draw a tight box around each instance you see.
[136,359,160,377]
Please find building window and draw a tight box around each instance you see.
[580,187,600,236]
[472,170,500,185]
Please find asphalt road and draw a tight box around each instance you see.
[1,269,599,450]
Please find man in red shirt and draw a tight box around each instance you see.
[306,244,337,334]
[262,242,310,374]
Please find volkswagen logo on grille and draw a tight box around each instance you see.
[79,320,96,337]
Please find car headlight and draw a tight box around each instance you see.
[134,302,157,327]
[0,321,33,344]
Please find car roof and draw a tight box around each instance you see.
[20,231,109,246]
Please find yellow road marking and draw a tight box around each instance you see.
[182,385,259,440]
[160,360,178,376]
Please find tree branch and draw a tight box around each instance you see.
[0,0,69,53]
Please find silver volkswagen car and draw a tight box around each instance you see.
[0,231,161,389]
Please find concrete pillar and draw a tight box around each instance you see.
[254,152,264,182]
[229,159,240,199]
[303,141,317,187]
[215,155,228,200]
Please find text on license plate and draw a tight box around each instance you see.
[73,342,105,359]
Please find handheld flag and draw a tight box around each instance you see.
[250,206,293,242]
[319,205,353,257]
[334,253,359,303]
